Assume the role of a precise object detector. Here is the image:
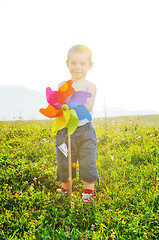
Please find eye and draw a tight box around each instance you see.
[70,61,76,65]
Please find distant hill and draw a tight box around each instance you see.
[93,107,159,118]
[0,85,48,121]
[0,85,159,121]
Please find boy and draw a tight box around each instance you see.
[56,44,99,202]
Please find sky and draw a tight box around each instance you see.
[0,0,159,112]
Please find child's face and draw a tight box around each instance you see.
[66,52,93,81]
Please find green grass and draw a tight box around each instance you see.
[0,116,159,239]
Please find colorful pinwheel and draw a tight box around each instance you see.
[39,80,92,134]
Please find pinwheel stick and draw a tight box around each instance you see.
[62,105,72,198]
[68,132,72,198]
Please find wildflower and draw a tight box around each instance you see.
[59,219,63,224]
[56,205,61,209]
[41,164,45,170]
[91,225,95,231]
[110,232,116,239]
[33,177,37,182]
[83,218,87,223]
[24,212,29,218]
[72,162,77,168]
[143,232,148,238]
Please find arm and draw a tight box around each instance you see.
[85,83,97,112]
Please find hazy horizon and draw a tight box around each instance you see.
[0,85,159,122]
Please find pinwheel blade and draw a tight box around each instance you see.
[58,81,68,91]
[66,109,79,135]
[58,80,75,100]
[70,91,92,105]
[73,105,92,121]
[52,104,70,131]
[46,89,62,109]
[69,102,79,109]
[52,116,66,131]
[46,87,52,102]
[62,104,70,123]
[65,94,73,105]
[39,105,63,118]
[57,91,66,105]
[46,88,58,105]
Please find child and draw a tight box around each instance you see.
[56,44,99,202]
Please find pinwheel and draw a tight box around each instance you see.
[39,80,92,198]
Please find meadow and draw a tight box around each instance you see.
[0,115,159,239]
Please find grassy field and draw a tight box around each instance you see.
[0,115,159,239]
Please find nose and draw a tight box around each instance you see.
[74,63,81,69]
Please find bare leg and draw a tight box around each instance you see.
[62,179,73,191]
[84,181,95,190]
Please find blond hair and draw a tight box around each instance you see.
[67,44,92,63]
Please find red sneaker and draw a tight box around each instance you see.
[82,189,94,203]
